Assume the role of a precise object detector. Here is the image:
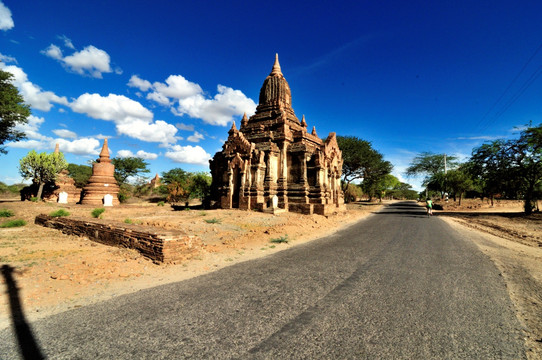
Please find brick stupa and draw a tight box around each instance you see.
[80,139,120,206]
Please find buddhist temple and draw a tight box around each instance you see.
[209,54,345,215]
[80,139,120,206]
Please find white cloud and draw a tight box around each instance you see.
[130,72,255,127]
[69,93,178,144]
[165,145,211,165]
[42,44,63,60]
[151,75,202,100]
[43,44,116,78]
[70,93,153,122]
[52,129,77,139]
[14,115,48,141]
[116,149,158,160]
[146,91,171,106]
[8,114,101,156]
[0,1,14,31]
[0,60,68,111]
[176,122,194,131]
[56,138,101,156]
[58,35,75,49]
[127,75,152,91]
[175,85,256,126]
[9,139,50,150]
[187,131,204,143]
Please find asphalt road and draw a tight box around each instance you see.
[0,201,526,359]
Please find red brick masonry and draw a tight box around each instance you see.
[35,214,202,264]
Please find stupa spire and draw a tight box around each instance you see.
[54,143,60,154]
[98,138,111,163]
[301,115,307,127]
[270,53,282,76]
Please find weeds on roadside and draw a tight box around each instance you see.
[124,218,133,224]
[204,218,221,224]
[50,209,70,217]
[199,211,207,216]
[30,197,39,202]
[270,234,289,244]
[157,201,165,206]
[0,219,27,228]
[0,209,14,217]
[91,208,105,218]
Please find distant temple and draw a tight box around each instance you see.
[149,173,161,188]
[80,139,120,206]
[210,54,344,215]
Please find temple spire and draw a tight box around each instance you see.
[301,115,307,128]
[54,143,60,154]
[270,53,282,76]
[241,112,248,127]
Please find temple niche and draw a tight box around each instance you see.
[210,54,345,215]
[80,139,120,206]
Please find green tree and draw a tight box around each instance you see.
[445,168,473,205]
[0,70,31,154]
[161,168,211,205]
[161,168,190,185]
[111,157,150,185]
[19,150,68,199]
[188,172,212,201]
[67,163,92,188]
[374,174,400,201]
[406,152,458,186]
[337,135,392,202]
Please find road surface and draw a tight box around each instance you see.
[0,201,526,359]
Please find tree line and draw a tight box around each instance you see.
[406,123,542,214]
[336,135,417,202]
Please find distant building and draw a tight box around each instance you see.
[210,55,344,215]
[149,173,161,188]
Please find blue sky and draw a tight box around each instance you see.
[1,1,542,191]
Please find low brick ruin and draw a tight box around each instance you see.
[35,215,201,264]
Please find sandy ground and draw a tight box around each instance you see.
[1,198,541,357]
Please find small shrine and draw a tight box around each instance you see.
[80,139,120,206]
[20,144,81,203]
[50,143,81,203]
[210,54,345,215]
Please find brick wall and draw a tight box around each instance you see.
[35,214,202,264]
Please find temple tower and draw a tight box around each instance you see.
[210,54,344,215]
[80,139,120,206]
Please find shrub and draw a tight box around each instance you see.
[91,208,105,218]
[30,196,39,202]
[124,218,133,224]
[50,209,70,217]
[204,218,221,224]
[0,209,14,218]
[0,219,27,228]
[270,235,289,244]
[118,192,129,203]
[157,201,165,206]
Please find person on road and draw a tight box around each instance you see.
[426,198,433,216]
